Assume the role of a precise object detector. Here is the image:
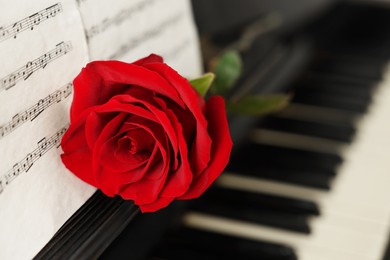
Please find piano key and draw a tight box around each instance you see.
[228,148,335,188]
[274,103,360,127]
[217,173,390,224]
[293,85,372,106]
[309,56,384,81]
[228,144,339,177]
[231,166,333,190]
[259,116,356,142]
[159,7,390,259]
[250,129,345,155]
[201,186,320,216]
[212,75,390,258]
[296,74,376,99]
[149,244,224,260]
[292,92,371,113]
[150,227,297,260]
[183,212,386,260]
[192,196,312,234]
[301,71,380,89]
[294,81,374,102]
[229,157,336,181]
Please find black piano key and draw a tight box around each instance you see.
[294,85,372,106]
[292,91,371,113]
[260,116,356,142]
[309,56,384,81]
[235,166,332,190]
[295,77,375,100]
[191,198,311,234]
[149,245,225,260]
[150,228,297,260]
[203,186,320,216]
[228,143,341,176]
[299,70,377,88]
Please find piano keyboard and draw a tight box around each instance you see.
[144,10,390,260]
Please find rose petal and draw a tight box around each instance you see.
[154,96,196,141]
[179,96,233,199]
[95,97,158,123]
[143,63,212,176]
[61,107,100,187]
[159,108,193,197]
[133,54,163,66]
[118,160,168,205]
[99,144,160,191]
[99,134,149,173]
[97,115,171,199]
[113,94,180,171]
[61,150,97,187]
[71,60,185,121]
[99,94,181,170]
[124,121,169,181]
[61,107,95,154]
[84,111,111,150]
[93,112,128,194]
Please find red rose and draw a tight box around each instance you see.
[61,54,232,212]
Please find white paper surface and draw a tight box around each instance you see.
[79,0,202,78]
[0,0,201,259]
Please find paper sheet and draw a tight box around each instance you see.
[0,0,202,259]
[0,1,95,259]
[78,0,202,78]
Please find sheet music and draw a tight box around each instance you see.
[0,0,201,259]
[78,0,202,78]
[0,1,95,259]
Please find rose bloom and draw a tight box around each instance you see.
[61,54,233,212]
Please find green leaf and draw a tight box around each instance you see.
[211,50,242,95]
[189,72,215,97]
[226,95,290,116]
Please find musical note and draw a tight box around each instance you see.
[29,13,43,29]
[85,0,154,40]
[23,153,34,172]
[0,125,68,194]
[12,22,23,38]
[23,61,34,80]
[37,138,49,156]
[0,83,73,139]
[0,3,63,42]
[0,41,73,92]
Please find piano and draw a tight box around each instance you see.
[35,1,390,259]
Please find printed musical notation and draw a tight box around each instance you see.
[0,125,68,194]
[0,3,63,43]
[0,41,72,92]
[85,0,154,40]
[109,13,183,59]
[0,83,72,139]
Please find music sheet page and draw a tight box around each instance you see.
[78,0,202,78]
[0,0,94,259]
[0,0,201,259]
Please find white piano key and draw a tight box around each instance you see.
[183,212,378,260]
[217,174,390,224]
[250,128,345,154]
[274,103,360,125]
